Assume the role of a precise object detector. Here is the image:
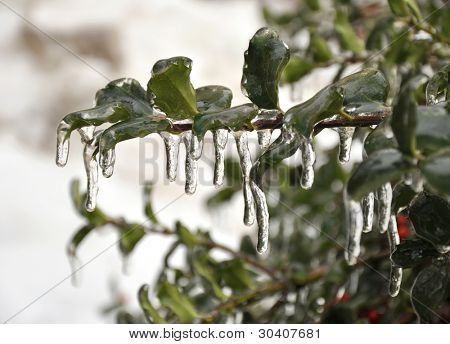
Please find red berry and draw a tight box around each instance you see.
[398,224,411,240]
[367,309,380,323]
[338,293,351,303]
[396,214,408,226]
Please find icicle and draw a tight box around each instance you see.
[182,131,198,195]
[100,148,115,178]
[190,133,203,161]
[336,127,355,163]
[344,191,363,265]
[83,136,99,212]
[362,192,374,233]
[250,180,269,254]
[160,131,181,182]
[234,131,256,226]
[213,129,228,187]
[299,136,315,189]
[78,126,95,144]
[377,183,392,233]
[387,215,403,297]
[56,121,70,167]
[257,129,272,150]
[68,253,82,287]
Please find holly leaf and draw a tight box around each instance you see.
[242,27,290,109]
[334,9,364,54]
[148,56,198,119]
[196,85,233,113]
[391,239,439,268]
[420,148,450,195]
[138,284,167,324]
[157,282,198,323]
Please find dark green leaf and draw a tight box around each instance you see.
[176,221,201,248]
[138,284,167,324]
[416,102,450,154]
[421,149,450,195]
[411,263,448,323]
[196,85,233,113]
[364,122,398,156]
[391,239,439,268]
[392,182,417,213]
[67,224,95,258]
[119,223,146,256]
[426,64,449,105]
[148,56,198,119]
[366,17,394,51]
[193,253,225,300]
[242,27,290,109]
[96,78,148,106]
[239,235,257,257]
[334,9,364,54]
[281,56,314,84]
[347,149,415,201]
[206,187,239,208]
[220,259,253,291]
[305,0,320,11]
[143,184,158,224]
[388,0,422,20]
[309,30,332,63]
[409,192,450,250]
[157,282,198,323]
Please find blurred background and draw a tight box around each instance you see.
[0,0,344,323]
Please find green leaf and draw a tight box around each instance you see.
[392,182,417,213]
[391,239,439,268]
[334,9,365,54]
[305,0,320,11]
[426,64,450,105]
[388,0,422,20]
[96,78,148,106]
[409,192,450,250]
[193,253,226,300]
[119,223,146,256]
[192,104,258,139]
[220,259,253,291]
[309,30,333,63]
[138,284,167,324]
[196,85,233,113]
[281,56,314,84]
[416,102,450,155]
[347,149,415,201]
[67,224,95,258]
[143,184,158,224]
[366,17,394,51]
[148,56,198,119]
[239,235,257,257]
[69,179,108,225]
[206,187,239,208]
[421,149,450,195]
[411,263,448,323]
[242,27,290,109]
[176,221,201,248]
[157,282,198,323]
[364,122,398,156]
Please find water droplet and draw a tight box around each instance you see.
[160,131,181,182]
[100,148,115,178]
[213,129,228,187]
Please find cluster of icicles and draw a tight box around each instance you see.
[57,118,403,296]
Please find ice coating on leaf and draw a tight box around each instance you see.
[213,129,228,187]
[182,131,198,194]
[257,130,272,150]
[336,127,355,163]
[234,132,255,226]
[56,121,70,167]
[83,133,100,212]
[300,136,315,189]
[344,191,363,265]
[100,148,116,178]
[361,192,374,233]
[160,131,181,182]
[377,183,392,233]
[387,215,403,297]
[250,180,269,253]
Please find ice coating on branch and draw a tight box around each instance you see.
[336,127,355,163]
[345,191,363,265]
[377,183,392,233]
[56,120,70,167]
[250,180,269,253]
[362,192,374,233]
[234,131,256,226]
[83,134,100,212]
[299,137,315,189]
[160,131,181,182]
[387,215,402,297]
[213,129,228,187]
[257,130,272,150]
[182,131,198,194]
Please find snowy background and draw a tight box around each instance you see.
[0,0,342,323]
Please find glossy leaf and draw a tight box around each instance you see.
[421,149,450,195]
[391,239,439,268]
[138,284,167,324]
[426,64,449,105]
[416,102,450,154]
[409,192,450,250]
[119,223,146,256]
[242,27,290,109]
[334,9,364,54]
[157,282,198,323]
[148,56,198,119]
[96,78,148,106]
[347,149,415,201]
[67,224,95,258]
[192,104,258,139]
[392,182,417,213]
[196,85,233,113]
[364,122,397,156]
[411,263,448,323]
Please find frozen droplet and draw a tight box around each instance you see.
[336,127,355,163]
[160,131,180,182]
[250,180,269,254]
[213,129,228,187]
[83,138,99,212]
[56,121,70,167]
[257,129,272,150]
[100,148,115,178]
[387,215,402,297]
[182,131,198,195]
[234,132,255,226]
[300,137,315,189]
[362,192,374,233]
[377,183,392,233]
[344,191,363,265]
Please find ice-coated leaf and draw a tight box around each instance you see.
[196,85,233,113]
[426,64,449,105]
[96,78,148,106]
[242,27,290,109]
[284,69,389,137]
[421,149,450,195]
[281,56,314,84]
[192,103,259,139]
[411,263,448,323]
[392,182,417,213]
[334,9,364,54]
[148,56,198,119]
[119,223,146,256]
[391,239,440,268]
[347,149,415,201]
[138,284,167,324]
[157,282,198,323]
[364,121,397,157]
[416,102,450,155]
[409,192,450,252]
